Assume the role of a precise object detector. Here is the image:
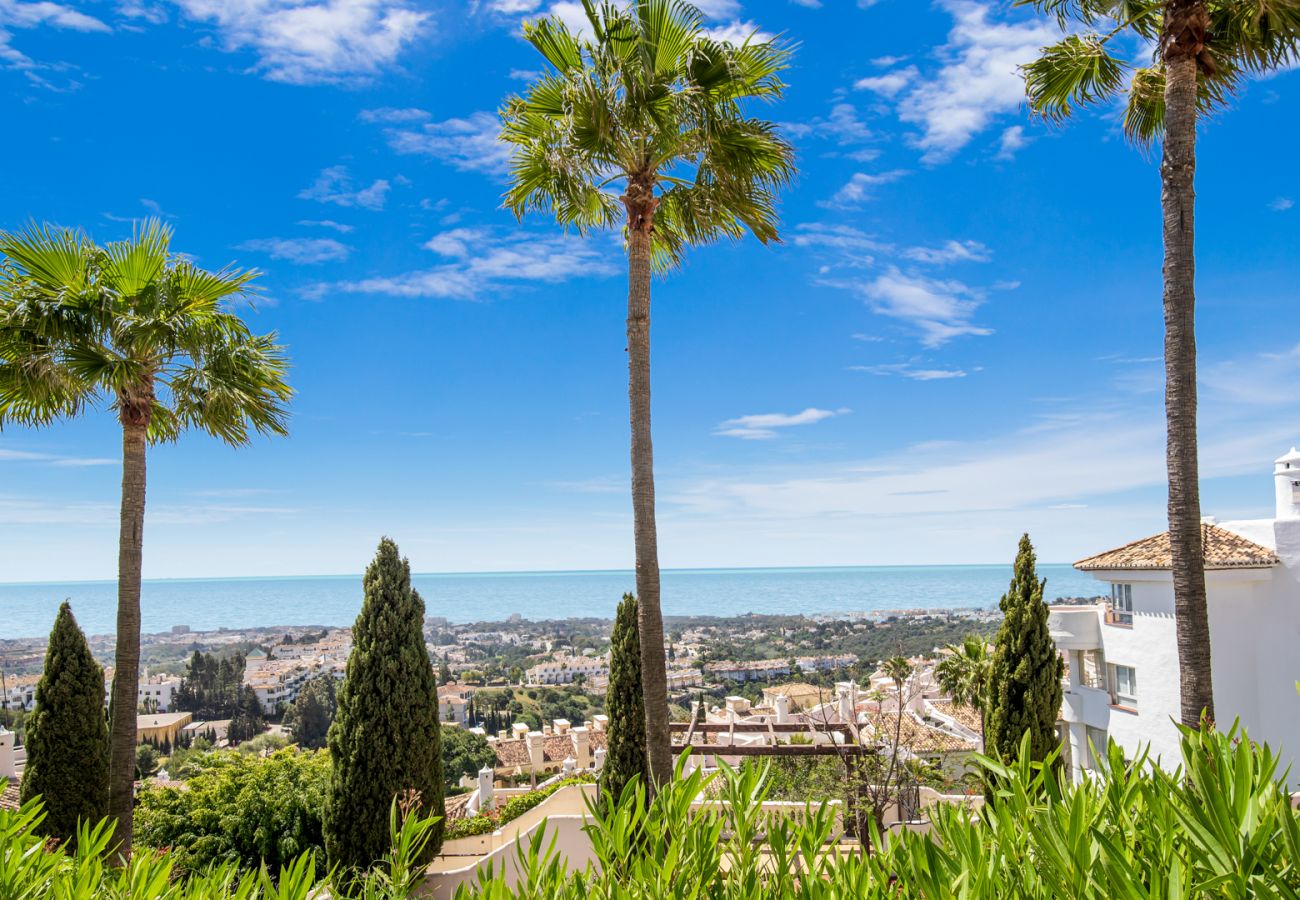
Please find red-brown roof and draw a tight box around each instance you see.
[1,780,19,812]
[1075,524,1279,572]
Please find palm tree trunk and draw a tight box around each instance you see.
[1161,0,1214,729]
[108,408,149,858]
[623,179,671,788]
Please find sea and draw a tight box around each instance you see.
[0,564,1102,640]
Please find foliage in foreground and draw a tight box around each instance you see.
[5,725,1298,898]
[463,724,1300,899]
[1,787,436,900]
[601,592,647,804]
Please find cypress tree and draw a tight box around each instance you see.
[20,601,109,843]
[324,538,444,876]
[601,593,647,802]
[986,534,1064,765]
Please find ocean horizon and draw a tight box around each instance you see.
[0,563,1103,639]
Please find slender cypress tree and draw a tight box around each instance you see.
[986,534,1064,764]
[324,538,444,876]
[21,601,109,843]
[601,593,647,802]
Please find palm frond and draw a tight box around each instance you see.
[101,218,171,299]
[1023,34,1129,123]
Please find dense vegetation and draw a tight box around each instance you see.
[7,725,1298,898]
[282,675,337,750]
[440,728,496,788]
[135,748,330,875]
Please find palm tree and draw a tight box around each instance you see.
[500,0,795,785]
[0,220,291,857]
[935,635,991,751]
[1018,0,1300,728]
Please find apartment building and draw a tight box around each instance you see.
[1052,448,1300,783]
[525,654,609,685]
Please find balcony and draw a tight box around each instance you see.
[1048,606,1102,650]
[1061,685,1111,729]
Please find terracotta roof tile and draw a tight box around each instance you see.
[928,700,983,736]
[1075,524,1279,572]
[1,780,19,811]
[866,712,976,754]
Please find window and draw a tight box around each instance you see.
[1108,583,1134,625]
[1112,665,1137,708]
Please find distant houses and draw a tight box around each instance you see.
[525,653,609,686]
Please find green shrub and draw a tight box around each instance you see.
[134,747,330,875]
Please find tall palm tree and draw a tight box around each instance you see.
[0,220,291,857]
[500,0,795,785]
[1018,0,1300,728]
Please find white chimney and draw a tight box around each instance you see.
[1275,448,1300,520]
[773,694,791,725]
[477,767,496,811]
[836,682,855,722]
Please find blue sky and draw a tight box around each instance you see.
[1,0,1297,582]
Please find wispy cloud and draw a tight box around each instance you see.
[857,268,993,347]
[872,1,1056,163]
[358,106,430,124]
[298,219,354,233]
[379,111,512,177]
[996,124,1028,160]
[853,65,918,98]
[312,227,617,300]
[298,166,390,211]
[850,363,971,380]
[703,20,773,44]
[1269,197,1294,212]
[900,239,991,265]
[0,0,109,88]
[716,407,850,440]
[822,169,909,208]
[0,446,118,466]
[167,0,430,85]
[238,237,351,264]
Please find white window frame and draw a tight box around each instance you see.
[1111,664,1137,708]
[1109,583,1134,625]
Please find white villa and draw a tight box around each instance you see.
[1052,448,1300,782]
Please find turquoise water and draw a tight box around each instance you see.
[0,565,1102,639]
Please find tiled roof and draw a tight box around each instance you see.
[1,780,20,811]
[927,699,983,736]
[866,713,976,754]
[493,731,607,769]
[1075,524,1279,572]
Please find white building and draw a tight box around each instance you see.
[1052,448,1300,784]
[525,654,609,685]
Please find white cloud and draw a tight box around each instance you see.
[823,169,909,208]
[703,20,772,44]
[298,165,390,210]
[238,236,351,263]
[487,0,541,12]
[892,1,1056,163]
[791,223,891,266]
[166,0,430,85]
[996,124,1028,159]
[0,0,108,30]
[1269,197,1294,212]
[381,111,512,177]
[298,218,354,232]
[857,267,993,347]
[0,0,109,82]
[900,239,991,265]
[853,65,917,98]
[0,445,117,466]
[316,227,618,300]
[358,106,429,123]
[850,363,970,380]
[716,407,849,440]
